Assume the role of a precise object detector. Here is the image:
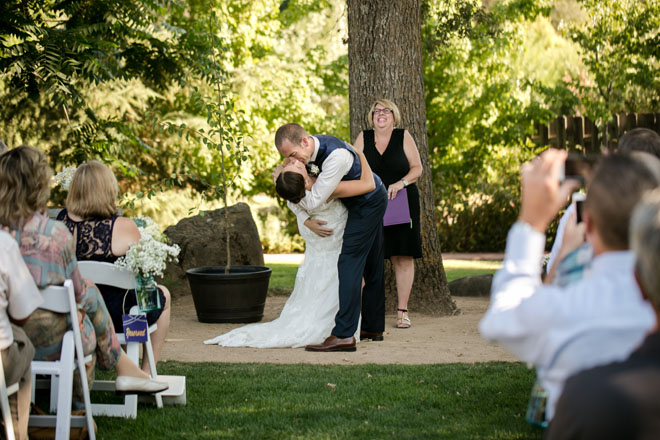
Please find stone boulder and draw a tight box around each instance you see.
[160,203,265,299]
[448,274,493,297]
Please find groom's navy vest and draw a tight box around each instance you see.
[311,135,383,207]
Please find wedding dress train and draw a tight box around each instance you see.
[204,199,354,348]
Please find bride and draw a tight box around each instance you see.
[204,148,375,348]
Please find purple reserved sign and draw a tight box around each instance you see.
[122,314,149,342]
[383,187,411,227]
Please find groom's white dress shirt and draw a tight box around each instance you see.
[287,136,354,219]
[479,222,655,420]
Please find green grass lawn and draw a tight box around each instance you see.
[444,260,501,282]
[268,259,502,294]
[94,361,541,439]
[89,258,529,439]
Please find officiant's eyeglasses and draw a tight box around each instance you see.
[373,108,392,115]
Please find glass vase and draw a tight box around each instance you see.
[135,274,161,313]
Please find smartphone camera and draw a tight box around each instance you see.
[572,192,586,223]
[559,154,598,184]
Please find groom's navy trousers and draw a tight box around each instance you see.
[332,183,387,338]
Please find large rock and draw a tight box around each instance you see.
[160,203,265,299]
[448,274,493,297]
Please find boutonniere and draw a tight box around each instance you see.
[308,164,320,177]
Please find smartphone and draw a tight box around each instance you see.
[572,192,586,223]
[559,154,599,184]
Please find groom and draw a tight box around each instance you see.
[275,123,387,352]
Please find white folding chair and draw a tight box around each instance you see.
[1,350,19,440]
[77,261,163,417]
[29,279,96,440]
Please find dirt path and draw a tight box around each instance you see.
[161,295,515,365]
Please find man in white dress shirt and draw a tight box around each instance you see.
[1,230,43,440]
[479,149,660,422]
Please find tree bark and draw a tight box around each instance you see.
[347,0,457,315]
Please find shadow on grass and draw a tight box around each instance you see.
[94,362,542,440]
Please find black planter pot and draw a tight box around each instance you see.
[186,265,272,323]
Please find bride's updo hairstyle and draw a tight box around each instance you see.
[66,160,119,219]
[276,171,306,204]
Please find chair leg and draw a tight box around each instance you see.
[49,375,59,413]
[1,366,16,440]
[55,333,74,440]
[144,338,163,408]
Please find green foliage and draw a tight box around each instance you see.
[0,0,215,164]
[559,0,660,140]
[95,361,540,439]
[423,0,561,251]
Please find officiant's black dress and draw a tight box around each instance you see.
[363,128,423,259]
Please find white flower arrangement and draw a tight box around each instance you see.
[53,166,77,191]
[114,216,180,278]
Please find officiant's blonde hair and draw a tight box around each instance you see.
[367,99,401,128]
[67,160,119,218]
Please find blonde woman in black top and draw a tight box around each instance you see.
[353,99,423,329]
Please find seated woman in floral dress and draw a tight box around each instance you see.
[57,160,171,373]
[0,146,168,399]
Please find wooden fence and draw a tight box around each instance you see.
[532,113,660,152]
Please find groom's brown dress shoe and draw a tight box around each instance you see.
[360,330,384,341]
[305,335,357,352]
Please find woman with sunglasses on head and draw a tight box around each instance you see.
[353,99,423,329]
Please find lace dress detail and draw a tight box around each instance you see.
[204,199,356,348]
[56,209,118,262]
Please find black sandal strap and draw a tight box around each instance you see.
[397,308,408,313]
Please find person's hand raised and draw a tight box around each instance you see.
[519,149,580,233]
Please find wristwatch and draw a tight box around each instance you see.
[401,179,409,187]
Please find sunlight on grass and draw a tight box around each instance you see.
[266,257,502,294]
[443,259,502,271]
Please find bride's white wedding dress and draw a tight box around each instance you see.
[204,199,353,348]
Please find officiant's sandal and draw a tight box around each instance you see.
[396,309,411,329]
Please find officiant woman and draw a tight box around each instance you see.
[353,99,422,329]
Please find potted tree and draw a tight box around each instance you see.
[171,14,271,323]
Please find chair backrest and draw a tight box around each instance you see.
[39,280,77,316]
[77,261,136,290]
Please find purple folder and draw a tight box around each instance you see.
[383,187,411,226]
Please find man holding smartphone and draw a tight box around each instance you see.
[545,129,660,282]
[480,149,660,423]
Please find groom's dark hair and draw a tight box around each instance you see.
[275,123,307,150]
[276,171,306,204]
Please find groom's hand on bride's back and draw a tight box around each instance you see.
[304,218,333,237]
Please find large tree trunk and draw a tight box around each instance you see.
[348,0,457,315]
